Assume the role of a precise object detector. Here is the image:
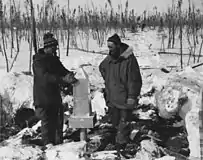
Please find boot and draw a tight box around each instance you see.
[120,150,134,159]
[116,143,133,159]
[96,137,111,151]
[116,143,122,159]
[96,129,116,152]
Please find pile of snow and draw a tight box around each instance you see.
[0,145,43,160]
[139,74,168,106]
[155,67,203,159]
[155,156,175,160]
[91,151,117,160]
[91,91,107,119]
[135,139,161,160]
[45,141,86,160]
[0,127,87,160]
[0,127,43,159]
[0,72,34,117]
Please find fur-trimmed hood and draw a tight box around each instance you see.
[120,45,133,59]
[106,43,134,63]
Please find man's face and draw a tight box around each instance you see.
[107,41,116,52]
[107,41,119,57]
[44,45,58,55]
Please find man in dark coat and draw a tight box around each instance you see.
[99,34,142,158]
[33,33,78,146]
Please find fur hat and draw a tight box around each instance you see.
[107,33,121,45]
[43,32,58,48]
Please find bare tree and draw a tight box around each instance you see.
[29,0,37,54]
[66,0,70,56]
[178,0,183,69]
[28,0,37,74]
[0,0,9,72]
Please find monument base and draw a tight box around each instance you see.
[68,113,96,129]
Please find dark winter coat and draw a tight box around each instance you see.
[33,49,70,107]
[99,43,142,109]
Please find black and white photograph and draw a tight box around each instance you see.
[0,0,203,159]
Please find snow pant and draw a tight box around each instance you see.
[35,104,64,146]
[97,107,132,151]
[109,107,132,146]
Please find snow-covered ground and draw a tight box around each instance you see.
[0,28,203,159]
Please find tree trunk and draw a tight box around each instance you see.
[0,2,9,72]
[66,0,70,56]
[30,0,37,54]
[29,0,37,74]
[179,2,183,69]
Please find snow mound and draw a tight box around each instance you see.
[135,139,161,160]
[2,128,37,146]
[0,72,34,118]
[0,145,43,160]
[0,127,87,160]
[91,151,117,160]
[0,128,42,160]
[155,67,203,158]
[45,141,86,160]
[91,91,107,119]
[155,156,175,160]
[151,75,167,91]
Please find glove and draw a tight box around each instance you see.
[62,72,78,85]
[127,98,136,105]
[126,98,137,109]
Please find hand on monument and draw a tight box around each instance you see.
[62,72,78,84]
[126,98,137,109]
[127,98,136,105]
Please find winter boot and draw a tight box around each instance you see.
[116,143,133,159]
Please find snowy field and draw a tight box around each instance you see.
[0,28,203,160]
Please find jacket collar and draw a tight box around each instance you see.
[106,45,134,63]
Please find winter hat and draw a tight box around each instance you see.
[43,32,58,48]
[107,33,121,45]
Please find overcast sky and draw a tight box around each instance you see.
[2,0,203,13]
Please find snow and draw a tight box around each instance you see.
[31,120,41,131]
[91,151,118,160]
[0,145,43,160]
[2,128,36,146]
[0,28,203,159]
[155,156,175,160]
[0,72,34,117]
[45,141,86,160]
[91,91,107,119]
[155,67,203,158]
[135,139,160,160]
[0,127,87,160]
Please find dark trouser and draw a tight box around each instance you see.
[35,104,64,146]
[97,107,132,151]
[109,107,132,147]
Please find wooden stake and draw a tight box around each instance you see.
[80,128,87,141]
[199,89,203,160]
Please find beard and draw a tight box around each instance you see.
[110,47,120,59]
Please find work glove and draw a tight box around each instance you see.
[62,72,78,85]
[126,98,137,109]
[127,98,136,105]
